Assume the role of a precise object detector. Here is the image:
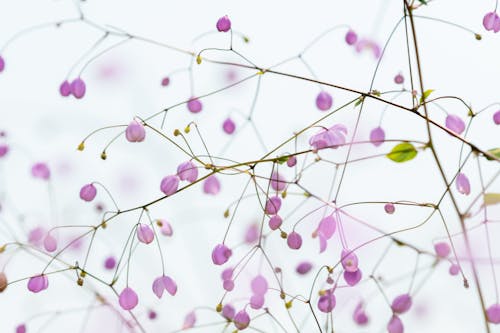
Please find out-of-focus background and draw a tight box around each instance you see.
[0,0,499,332]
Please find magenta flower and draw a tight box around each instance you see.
[70,78,86,99]
[315,91,333,111]
[216,15,231,32]
[341,249,359,272]
[449,263,459,276]
[353,303,369,325]
[159,219,173,236]
[31,162,50,180]
[244,223,259,244]
[104,256,116,270]
[494,110,500,125]
[264,196,282,215]
[28,226,46,247]
[0,56,5,72]
[233,309,250,330]
[369,127,385,147]
[355,38,381,58]
[296,261,313,275]
[286,155,297,167]
[394,73,404,84]
[445,114,465,134]
[345,29,358,45]
[287,231,302,250]
[223,279,234,291]
[125,120,146,142]
[317,289,336,313]
[212,243,232,265]
[483,12,500,32]
[487,304,500,324]
[183,311,196,329]
[387,315,404,333]
[317,215,336,240]
[59,80,71,97]
[391,294,412,314]
[268,215,282,230]
[27,274,49,293]
[160,175,179,196]
[270,171,286,191]
[343,269,362,286]
[161,76,170,86]
[16,324,26,333]
[187,97,202,113]
[43,234,57,252]
[177,160,198,183]
[203,175,220,195]
[251,275,268,295]
[0,144,9,158]
[79,183,97,202]
[384,203,395,214]
[221,267,233,280]
[250,294,265,309]
[119,287,138,310]
[137,223,154,244]
[222,304,235,320]
[456,172,471,195]
[434,242,451,258]
[222,117,236,134]
[309,124,348,151]
[152,275,177,298]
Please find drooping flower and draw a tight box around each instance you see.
[317,289,336,313]
[79,183,97,202]
[394,73,404,84]
[70,78,86,99]
[391,294,412,314]
[160,175,179,196]
[177,161,198,183]
[487,304,500,324]
[287,231,302,250]
[212,244,232,265]
[137,223,154,244]
[233,309,250,330]
[369,127,385,147]
[59,80,71,97]
[434,242,451,258]
[251,275,268,295]
[43,234,57,252]
[27,274,49,293]
[31,162,50,180]
[125,120,146,142]
[315,91,333,111]
[264,196,282,215]
[353,303,369,325]
[270,171,286,192]
[355,38,381,59]
[456,172,471,195]
[345,29,358,45]
[268,215,282,230]
[296,261,313,275]
[216,15,231,32]
[222,117,236,134]
[104,256,116,270]
[341,249,359,272]
[387,315,404,333]
[309,124,348,151]
[152,275,177,298]
[344,269,362,286]
[483,12,500,33]
[445,114,465,134]
[119,287,138,310]
[203,175,220,195]
[187,97,202,113]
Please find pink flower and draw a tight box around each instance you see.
[177,161,198,183]
[137,223,154,244]
[355,38,381,59]
[315,91,333,111]
[31,162,50,180]
[203,175,220,195]
[125,120,146,142]
[152,275,177,298]
[212,244,232,265]
[309,124,348,151]
[79,183,97,201]
[160,175,179,196]
[216,15,231,32]
[70,78,86,99]
[345,29,358,45]
[456,172,470,195]
[317,289,336,313]
[27,275,49,293]
[483,12,500,33]
[119,287,138,310]
[445,114,465,134]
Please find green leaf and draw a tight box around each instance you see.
[418,0,428,4]
[485,148,500,161]
[276,155,289,164]
[387,142,418,163]
[419,89,434,103]
[484,193,500,206]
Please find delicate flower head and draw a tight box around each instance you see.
[152,275,177,298]
[387,315,404,333]
[183,311,196,329]
[287,231,302,250]
[353,303,369,326]
[216,15,232,32]
[268,215,282,230]
[137,223,154,244]
[445,114,465,134]
[494,110,500,125]
[43,234,57,252]
[31,162,50,180]
[0,56,5,72]
[222,117,236,134]
[177,160,198,182]
[70,78,86,99]
[264,196,282,215]
[187,97,202,113]
[270,171,286,192]
[456,172,470,195]
[251,275,268,295]
[394,73,404,84]
[296,261,313,275]
[161,77,170,86]
[59,80,71,97]
[16,324,26,333]
[487,304,500,324]
[203,175,221,195]
[27,274,49,293]
[79,183,97,202]
[449,263,459,276]
[434,242,451,258]
[160,175,179,196]
[369,127,385,147]
[104,256,116,270]
[119,287,138,310]
[212,244,232,265]
[315,91,333,111]
[391,294,412,314]
[384,203,395,214]
[244,223,259,244]
[345,29,358,45]
[317,215,336,240]
[159,219,173,236]
[483,12,500,32]
[250,294,265,309]
[355,38,381,58]
[344,269,362,286]
[309,124,348,151]
[233,309,250,330]
[125,120,146,142]
[341,249,359,272]
[317,289,336,313]
[223,279,234,291]
[0,144,8,158]
[222,304,235,320]
[286,156,297,167]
